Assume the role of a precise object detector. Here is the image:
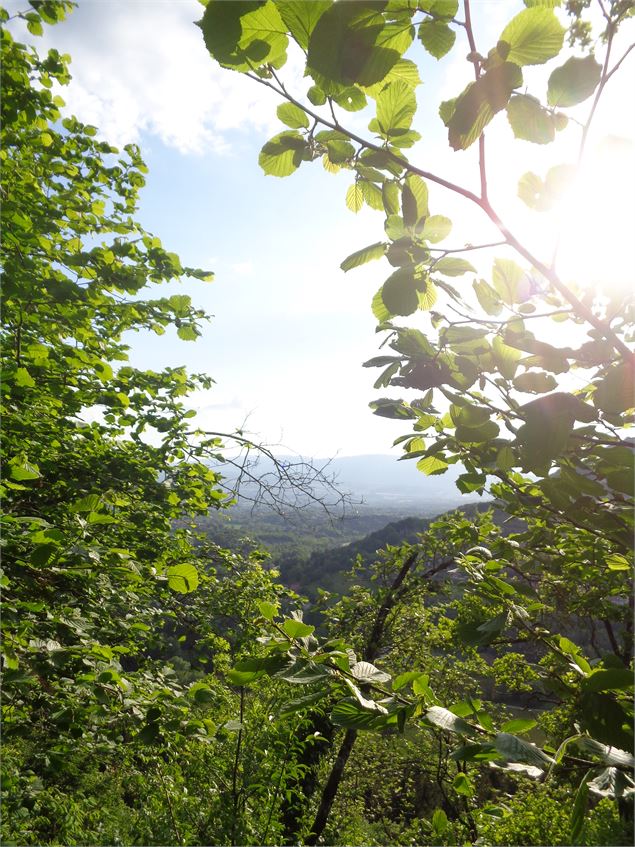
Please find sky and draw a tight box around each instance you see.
[7,0,635,459]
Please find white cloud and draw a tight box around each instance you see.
[6,0,302,154]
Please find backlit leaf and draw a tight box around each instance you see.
[341,241,386,272]
[418,19,456,59]
[548,55,602,107]
[499,7,564,66]
[167,563,199,594]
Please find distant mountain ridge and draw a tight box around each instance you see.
[221,453,486,511]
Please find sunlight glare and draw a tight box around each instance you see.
[555,136,635,301]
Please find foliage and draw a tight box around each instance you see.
[201,0,634,842]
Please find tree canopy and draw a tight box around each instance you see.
[1,1,633,845]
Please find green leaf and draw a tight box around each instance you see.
[307,84,327,105]
[548,55,602,107]
[494,732,553,766]
[434,257,475,276]
[370,398,416,420]
[15,367,36,387]
[340,241,386,272]
[381,268,419,316]
[431,808,448,837]
[11,461,41,481]
[177,324,199,341]
[570,770,593,843]
[166,563,199,594]
[393,671,427,691]
[346,182,364,213]
[474,278,503,315]
[421,215,452,243]
[492,257,530,303]
[453,771,474,796]
[426,705,475,735]
[382,181,400,215]
[259,131,306,177]
[587,767,635,799]
[351,660,391,684]
[513,371,557,394]
[606,554,631,571]
[507,94,555,144]
[371,288,391,322]
[277,0,330,50]
[447,63,523,150]
[492,335,521,379]
[331,698,389,730]
[278,689,329,718]
[376,80,417,135]
[499,7,565,66]
[417,279,438,311]
[417,455,448,475]
[401,174,428,228]
[500,718,538,734]
[419,19,456,59]
[576,737,635,768]
[282,618,315,638]
[202,1,288,71]
[189,682,215,704]
[277,102,309,129]
[593,361,635,414]
[582,668,634,694]
[228,656,287,685]
[361,180,385,211]
[307,3,402,92]
[257,600,278,620]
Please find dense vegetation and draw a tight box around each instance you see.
[1,1,633,846]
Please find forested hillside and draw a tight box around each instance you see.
[1,2,633,846]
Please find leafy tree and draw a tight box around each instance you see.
[202,0,634,842]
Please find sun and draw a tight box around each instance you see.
[554,135,635,302]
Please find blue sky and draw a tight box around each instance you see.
[8,0,634,458]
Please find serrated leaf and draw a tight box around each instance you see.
[548,55,602,107]
[417,455,448,475]
[382,268,419,316]
[402,174,428,228]
[447,63,523,150]
[370,398,416,420]
[421,215,452,243]
[346,182,364,213]
[427,705,475,734]
[361,180,384,210]
[417,280,437,311]
[277,102,309,129]
[507,94,555,144]
[282,618,315,638]
[494,732,553,766]
[499,7,565,66]
[259,131,306,177]
[577,737,635,768]
[277,0,330,50]
[351,660,391,684]
[492,257,529,303]
[167,563,199,594]
[434,257,475,276]
[15,367,36,387]
[371,288,391,322]
[331,698,389,730]
[376,80,417,135]
[500,718,538,734]
[513,371,557,394]
[257,600,278,621]
[341,241,386,272]
[419,19,456,59]
[278,689,328,718]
